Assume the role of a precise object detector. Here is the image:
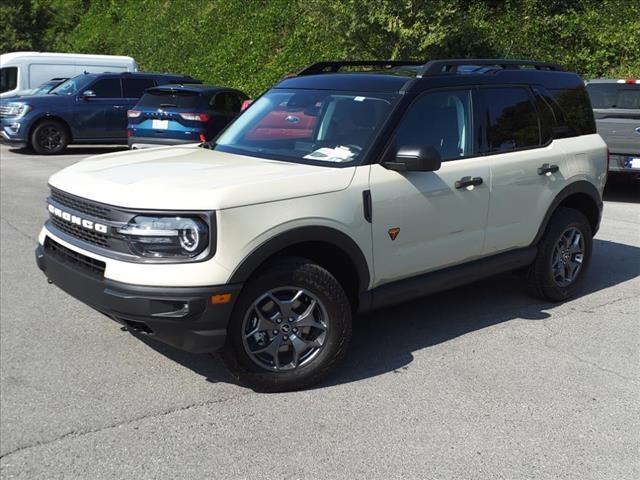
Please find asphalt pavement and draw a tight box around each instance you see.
[1,144,638,479]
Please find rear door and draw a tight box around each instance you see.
[479,86,568,254]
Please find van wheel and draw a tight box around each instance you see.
[222,257,352,392]
[31,120,69,155]
[528,207,592,301]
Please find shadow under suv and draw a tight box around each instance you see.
[0,72,199,154]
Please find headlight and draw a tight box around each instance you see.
[116,216,209,258]
[1,103,31,118]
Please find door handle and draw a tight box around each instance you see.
[113,105,125,109]
[537,163,559,175]
[455,176,483,189]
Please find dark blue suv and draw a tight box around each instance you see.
[0,72,199,154]
[127,84,248,148]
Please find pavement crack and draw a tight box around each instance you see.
[540,295,639,384]
[0,217,38,243]
[0,392,250,461]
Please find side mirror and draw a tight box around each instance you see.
[82,90,96,99]
[383,145,442,172]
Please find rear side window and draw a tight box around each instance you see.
[479,87,540,153]
[549,87,596,135]
[213,92,243,113]
[90,78,122,98]
[586,83,640,110]
[1,67,18,93]
[395,89,474,161]
[137,90,201,108]
[123,78,156,98]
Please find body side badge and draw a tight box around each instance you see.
[388,227,400,241]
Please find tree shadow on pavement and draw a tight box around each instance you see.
[135,238,640,390]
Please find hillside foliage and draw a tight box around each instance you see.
[1,0,638,96]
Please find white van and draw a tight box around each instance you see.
[0,52,138,98]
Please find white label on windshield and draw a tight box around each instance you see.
[303,146,355,163]
[353,96,366,102]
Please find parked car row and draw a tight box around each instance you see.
[1,52,249,154]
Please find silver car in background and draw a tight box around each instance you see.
[586,78,640,181]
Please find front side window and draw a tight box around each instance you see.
[0,67,18,93]
[90,78,122,98]
[394,89,473,161]
[214,89,398,165]
[480,87,540,153]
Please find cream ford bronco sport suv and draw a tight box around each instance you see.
[36,59,607,391]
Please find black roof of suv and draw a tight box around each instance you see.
[277,59,584,93]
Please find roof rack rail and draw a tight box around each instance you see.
[417,59,563,77]
[297,60,424,76]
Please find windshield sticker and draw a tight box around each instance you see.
[303,146,355,163]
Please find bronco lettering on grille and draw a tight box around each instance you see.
[48,204,108,234]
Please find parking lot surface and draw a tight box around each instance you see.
[1,144,638,479]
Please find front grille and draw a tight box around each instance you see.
[0,105,11,117]
[51,217,110,248]
[44,237,106,277]
[50,188,112,220]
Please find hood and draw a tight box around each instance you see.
[0,94,65,106]
[48,145,357,210]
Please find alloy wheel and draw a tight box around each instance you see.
[241,287,329,371]
[551,227,585,287]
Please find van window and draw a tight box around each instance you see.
[395,89,473,161]
[123,78,156,98]
[479,87,540,153]
[549,87,596,135]
[90,78,122,98]
[1,67,18,93]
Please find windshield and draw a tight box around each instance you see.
[586,83,640,109]
[49,76,93,96]
[213,89,398,165]
[31,81,59,96]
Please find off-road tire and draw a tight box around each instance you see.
[222,257,352,392]
[528,207,592,301]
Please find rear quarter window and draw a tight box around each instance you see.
[549,87,596,135]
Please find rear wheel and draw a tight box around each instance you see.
[30,120,69,155]
[222,257,352,392]
[528,207,592,301]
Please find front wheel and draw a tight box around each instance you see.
[222,258,352,392]
[528,207,593,301]
[30,120,69,155]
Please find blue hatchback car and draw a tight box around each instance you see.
[127,84,248,148]
[0,72,199,154]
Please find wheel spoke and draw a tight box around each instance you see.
[244,307,278,338]
[569,232,582,253]
[288,334,308,368]
[253,334,284,368]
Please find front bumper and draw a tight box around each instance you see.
[0,120,27,148]
[35,241,242,353]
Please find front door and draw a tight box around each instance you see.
[74,77,123,139]
[369,88,490,287]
